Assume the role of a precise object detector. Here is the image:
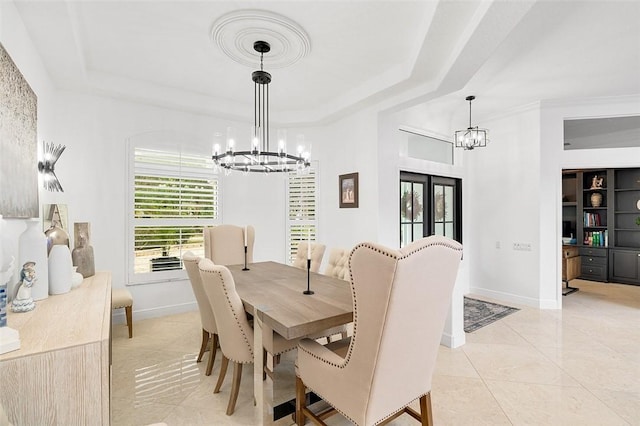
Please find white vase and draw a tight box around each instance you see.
[71,267,83,289]
[18,219,49,301]
[48,245,72,295]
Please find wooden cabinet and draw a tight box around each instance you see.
[609,249,640,284]
[579,246,608,282]
[0,272,111,425]
[562,245,580,295]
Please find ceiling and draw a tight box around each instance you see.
[12,0,640,128]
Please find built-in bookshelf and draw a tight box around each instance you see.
[563,168,640,285]
[581,169,609,247]
[613,168,640,249]
[610,168,640,285]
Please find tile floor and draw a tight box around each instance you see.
[111,279,640,425]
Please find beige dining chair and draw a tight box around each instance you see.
[296,236,463,426]
[323,247,351,281]
[203,224,255,265]
[198,258,300,416]
[320,247,352,341]
[292,241,326,273]
[183,251,218,376]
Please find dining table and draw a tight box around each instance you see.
[227,261,353,425]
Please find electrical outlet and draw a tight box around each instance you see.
[495,241,501,249]
[513,243,532,251]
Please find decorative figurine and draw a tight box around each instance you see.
[72,222,95,278]
[590,175,604,189]
[11,261,37,313]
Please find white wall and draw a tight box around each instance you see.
[465,105,545,307]
[312,108,381,251]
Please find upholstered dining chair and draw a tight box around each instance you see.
[320,247,352,341]
[323,247,351,281]
[183,251,218,376]
[295,236,463,426]
[198,258,300,416]
[292,241,326,273]
[203,224,255,265]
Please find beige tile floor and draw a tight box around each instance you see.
[111,279,640,425]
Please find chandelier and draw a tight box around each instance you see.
[454,95,488,150]
[212,41,310,174]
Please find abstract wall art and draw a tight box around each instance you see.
[0,43,39,218]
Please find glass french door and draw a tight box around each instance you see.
[400,172,461,247]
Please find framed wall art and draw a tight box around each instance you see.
[0,43,39,218]
[339,172,359,208]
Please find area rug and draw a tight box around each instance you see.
[464,297,519,333]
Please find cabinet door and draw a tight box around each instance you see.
[609,249,640,284]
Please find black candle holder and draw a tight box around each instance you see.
[303,258,314,295]
[242,246,249,271]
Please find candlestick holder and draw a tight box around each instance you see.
[242,246,249,271]
[303,258,314,295]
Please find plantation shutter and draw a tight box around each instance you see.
[132,148,218,280]
[287,169,318,264]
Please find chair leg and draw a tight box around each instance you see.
[125,305,133,338]
[205,333,218,376]
[420,393,433,426]
[296,376,306,426]
[263,349,267,380]
[226,362,243,416]
[197,329,210,363]
[214,355,229,394]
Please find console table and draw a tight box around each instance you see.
[0,271,111,425]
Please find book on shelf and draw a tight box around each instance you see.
[583,212,602,227]
[583,230,608,247]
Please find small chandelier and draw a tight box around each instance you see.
[454,95,488,150]
[212,41,310,174]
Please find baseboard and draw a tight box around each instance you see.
[440,331,466,348]
[469,286,560,309]
[111,301,198,324]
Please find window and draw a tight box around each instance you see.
[129,147,218,284]
[400,129,453,165]
[286,168,317,264]
[400,172,461,247]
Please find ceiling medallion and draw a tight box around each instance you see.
[211,10,311,69]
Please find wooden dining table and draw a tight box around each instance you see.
[227,261,353,425]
